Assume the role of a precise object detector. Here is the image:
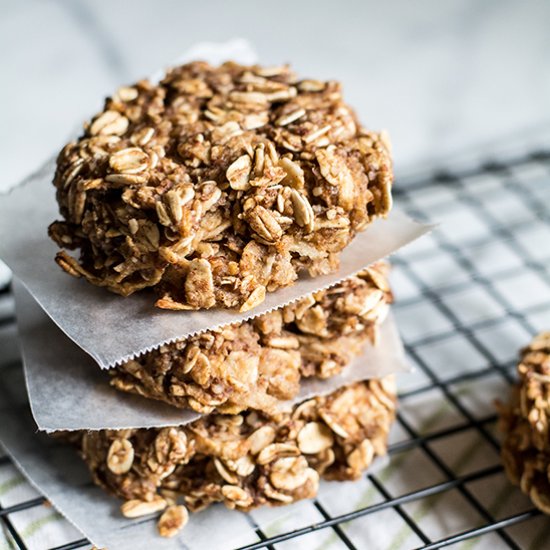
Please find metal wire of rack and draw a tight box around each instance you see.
[1,149,550,549]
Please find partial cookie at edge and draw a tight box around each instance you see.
[499,332,550,514]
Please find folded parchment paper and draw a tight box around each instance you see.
[0,362,389,550]
[15,281,408,432]
[0,160,430,370]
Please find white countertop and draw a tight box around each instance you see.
[1,0,549,192]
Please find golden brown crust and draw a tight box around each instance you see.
[49,61,393,311]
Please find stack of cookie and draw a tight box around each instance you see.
[22,61,404,538]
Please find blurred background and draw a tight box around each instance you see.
[1,0,549,192]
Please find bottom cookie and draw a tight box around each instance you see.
[499,332,550,514]
[60,378,396,537]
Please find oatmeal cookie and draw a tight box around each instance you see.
[49,62,393,312]
[110,263,392,414]
[62,378,396,530]
[499,332,550,514]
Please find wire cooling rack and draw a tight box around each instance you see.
[1,149,550,549]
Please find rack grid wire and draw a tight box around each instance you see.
[1,149,550,549]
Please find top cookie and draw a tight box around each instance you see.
[49,62,393,311]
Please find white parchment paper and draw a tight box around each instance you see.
[0,365,389,550]
[0,160,430,369]
[15,281,408,432]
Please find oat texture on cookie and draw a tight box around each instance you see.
[49,62,393,311]
[60,378,396,538]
